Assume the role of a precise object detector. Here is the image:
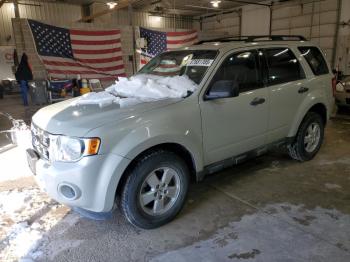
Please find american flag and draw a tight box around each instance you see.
[139,27,198,67]
[28,19,125,81]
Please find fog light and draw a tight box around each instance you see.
[58,183,80,200]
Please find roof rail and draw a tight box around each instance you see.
[246,35,307,42]
[195,35,307,45]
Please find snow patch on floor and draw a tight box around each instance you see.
[4,221,43,260]
[0,187,80,262]
[72,74,198,108]
[0,126,32,182]
[0,190,29,214]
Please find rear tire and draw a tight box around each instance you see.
[120,150,189,229]
[288,112,324,161]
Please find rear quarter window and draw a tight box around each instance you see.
[298,46,329,76]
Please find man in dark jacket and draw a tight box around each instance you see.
[15,53,33,106]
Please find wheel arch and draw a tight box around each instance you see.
[308,103,327,125]
[288,102,328,138]
[115,142,198,197]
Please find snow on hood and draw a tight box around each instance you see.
[72,74,198,108]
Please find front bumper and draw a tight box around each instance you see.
[27,150,130,212]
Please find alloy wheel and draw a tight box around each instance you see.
[304,122,321,153]
[139,167,181,216]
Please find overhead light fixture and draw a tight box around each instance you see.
[154,16,162,22]
[107,2,117,9]
[210,0,221,8]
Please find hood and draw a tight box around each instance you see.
[32,98,180,137]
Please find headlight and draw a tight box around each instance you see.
[336,82,345,92]
[50,136,100,162]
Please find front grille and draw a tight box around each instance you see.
[31,123,50,160]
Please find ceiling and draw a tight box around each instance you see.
[40,0,278,16]
[133,0,272,16]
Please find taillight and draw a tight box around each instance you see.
[332,77,336,97]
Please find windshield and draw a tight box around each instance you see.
[138,50,218,84]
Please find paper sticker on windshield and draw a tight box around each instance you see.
[188,59,214,67]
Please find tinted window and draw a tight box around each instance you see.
[209,50,262,93]
[298,46,329,75]
[264,48,305,85]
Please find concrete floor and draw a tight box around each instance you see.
[0,94,350,262]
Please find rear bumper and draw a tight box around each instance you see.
[335,92,350,106]
[32,152,130,212]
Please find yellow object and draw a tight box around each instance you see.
[61,88,66,97]
[80,87,91,95]
[80,78,91,95]
[86,138,101,155]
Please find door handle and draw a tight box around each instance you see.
[250,97,266,106]
[298,86,309,93]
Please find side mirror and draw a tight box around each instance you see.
[205,80,239,100]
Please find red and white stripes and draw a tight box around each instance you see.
[47,29,125,81]
[166,30,198,49]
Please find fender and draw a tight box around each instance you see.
[112,129,204,173]
[85,123,204,212]
[96,130,203,212]
[287,89,329,137]
[85,97,204,175]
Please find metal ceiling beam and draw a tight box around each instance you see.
[78,0,130,22]
[1,0,40,7]
[224,0,272,7]
[185,4,225,11]
[0,0,6,9]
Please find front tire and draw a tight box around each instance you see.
[120,150,189,229]
[288,112,324,161]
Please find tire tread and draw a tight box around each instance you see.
[288,112,324,162]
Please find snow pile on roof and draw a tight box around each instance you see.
[72,74,198,108]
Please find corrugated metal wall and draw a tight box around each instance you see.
[93,8,193,30]
[196,12,241,36]
[0,3,16,45]
[198,0,341,65]
[128,12,193,29]
[1,1,193,46]
[0,1,82,46]
[271,0,340,65]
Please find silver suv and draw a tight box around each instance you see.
[27,36,334,228]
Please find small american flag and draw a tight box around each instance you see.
[28,19,125,81]
[140,27,198,67]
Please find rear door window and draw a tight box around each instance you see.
[298,46,329,75]
[263,48,305,85]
